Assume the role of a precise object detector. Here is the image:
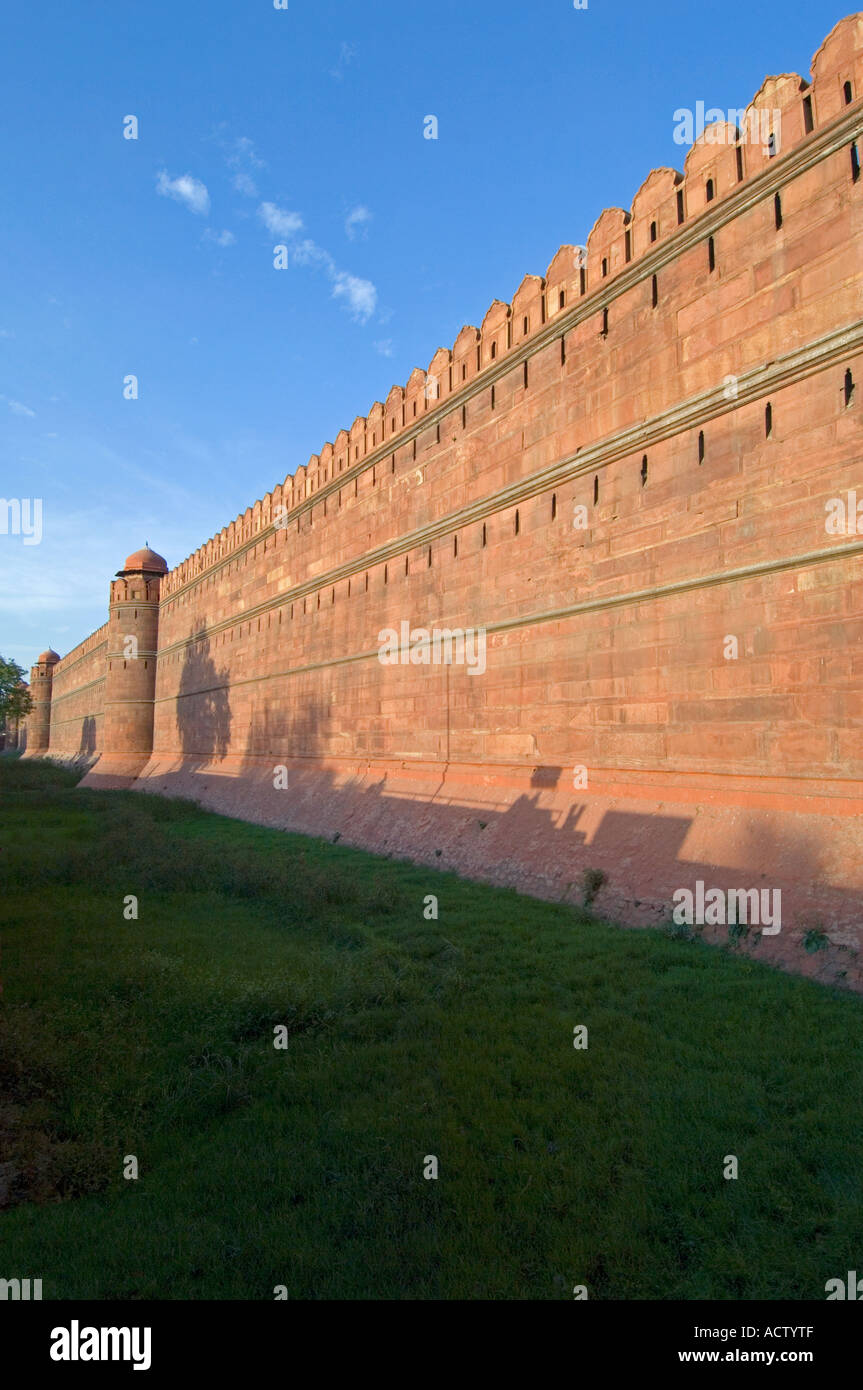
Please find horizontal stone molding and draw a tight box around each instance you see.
[155,321,863,659]
[156,533,863,705]
[162,97,863,602]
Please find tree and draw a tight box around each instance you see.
[0,656,32,724]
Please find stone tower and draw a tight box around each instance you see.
[99,547,167,782]
[25,649,60,754]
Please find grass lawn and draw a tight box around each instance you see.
[1,754,861,1300]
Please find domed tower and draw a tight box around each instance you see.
[24,649,60,755]
[100,546,167,779]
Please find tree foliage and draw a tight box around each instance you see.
[0,656,32,723]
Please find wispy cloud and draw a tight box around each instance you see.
[329,41,357,81]
[204,228,236,247]
[225,136,265,198]
[2,395,36,418]
[374,339,394,357]
[345,205,372,240]
[233,171,258,198]
[292,238,335,272]
[332,272,377,323]
[228,136,265,170]
[289,239,377,323]
[257,201,304,239]
[156,170,211,216]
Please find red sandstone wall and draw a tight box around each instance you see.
[78,17,863,975]
[48,624,108,761]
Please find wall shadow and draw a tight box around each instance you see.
[78,714,96,757]
[176,624,232,758]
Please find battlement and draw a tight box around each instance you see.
[160,13,863,602]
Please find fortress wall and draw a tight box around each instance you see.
[47,624,108,761]
[70,17,863,965]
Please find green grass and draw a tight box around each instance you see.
[1,755,861,1300]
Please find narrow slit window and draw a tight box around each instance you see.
[514,510,520,536]
[768,132,777,158]
[523,361,529,389]
[765,402,773,437]
[625,229,632,262]
[405,555,409,575]
[490,341,497,360]
[602,256,608,277]
[641,455,648,487]
[706,178,715,202]
[803,94,814,133]
[580,266,587,295]
[436,423,440,443]
[593,475,599,505]
[708,236,716,272]
[453,535,458,557]
[491,385,495,409]
[774,192,783,229]
[845,368,855,407]
[650,220,657,242]
[559,289,566,309]
[698,430,705,464]
[601,307,609,337]
[428,547,432,567]
[462,404,467,428]
[651,274,658,308]
[482,523,487,548]
[523,316,528,334]
[852,142,860,184]
[551,493,557,520]
[844,80,853,105]
[736,142,744,181]
[462,363,467,380]
[560,336,566,366]
[676,189,685,224]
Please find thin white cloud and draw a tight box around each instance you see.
[374,339,394,358]
[2,396,36,418]
[257,201,304,238]
[332,272,377,323]
[345,205,372,240]
[204,228,236,247]
[289,239,377,324]
[233,171,258,198]
[156,170,211,216]
[228,136,265,170]
[329,41,357,81]
[292,238,335,272]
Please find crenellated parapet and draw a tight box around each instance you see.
[155,13,863,607]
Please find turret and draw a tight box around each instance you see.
[24,649,59,754]
[100,546,167,777]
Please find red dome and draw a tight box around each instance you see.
[37,648,60,664]
[121,547,168,575]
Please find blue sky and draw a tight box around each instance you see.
[0,0,847,670]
